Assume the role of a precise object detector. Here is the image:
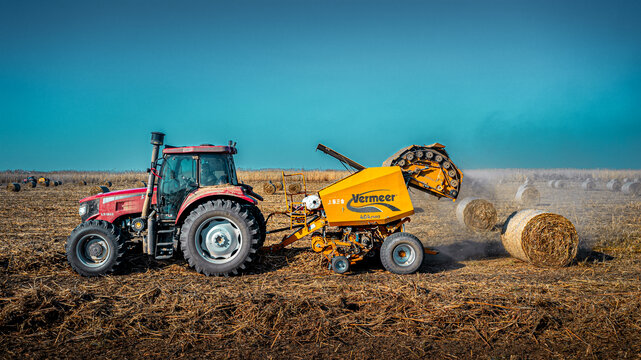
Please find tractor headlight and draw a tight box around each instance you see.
[79,203,87,216]
[79,199,99,222]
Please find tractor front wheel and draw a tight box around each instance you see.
[380,232,424,274]
[180,199,261,276]
[65,220,126,276]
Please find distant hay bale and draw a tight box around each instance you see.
[547,180,556,188]
[89,185,110,196]
[287,183,303,194]
[606,179,621,192]
[501,209,578,267]
[581,179,596,191]
[553,180,565,189]
[104,180,112,187]
[29,181,37,188]
[78,180,87,186]
[621,182,641,196]
[44,179,50,187]
[52,181,58,187]
[456,197,497,232]
[274,181,283,191]
[262,182,277,195]
[6,183,21,192]
[523,177,532,186]
[515,185,540,205]
[137,180,147,188]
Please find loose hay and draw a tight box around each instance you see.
[515,185,540,205]
[501,209,578,267]
[456,197,497,232]
[6,183,21,192]
[88,185,110,196]
[262,182,277,195]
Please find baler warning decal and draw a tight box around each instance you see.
[346,189,400,213]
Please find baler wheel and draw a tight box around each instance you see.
[65,220,126,277]
[331,256,350,274]
[380,232,424,274]
[180,199,261,276]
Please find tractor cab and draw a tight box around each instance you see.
[157,145,238,221]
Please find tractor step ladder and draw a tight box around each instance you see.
[154,229,175,259]
[282,172,308,229]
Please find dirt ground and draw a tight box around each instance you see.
[1,176,641,359]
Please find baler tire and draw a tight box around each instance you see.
[180,199,261,276]
[65,220,126,277]
[331,256,350,274]
[380,232,424,274]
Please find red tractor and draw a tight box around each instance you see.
[66,132,266,277]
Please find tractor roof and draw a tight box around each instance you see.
[163,145,237,155]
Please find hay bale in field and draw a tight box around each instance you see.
[501,209,578,267]
[44,179,50,187]
[621,182,641,196]
[523,177,532,186]
[29,181,37,188]
[515,185,540,205]
[88,185,110,196]
[137,180,147,187]
[547,180,556,188]
[262,182,277,195]
[274,181,283,191]
[6,183,21,192]
[581,179,596,191]
[553,180,565,189]
[606,179,621,192]
[287,182,303,194]
[456,197,497,232]
[104,180,112,187]
[78,180,87,186]
[52,181,58,187]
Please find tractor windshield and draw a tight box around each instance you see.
[199,153,237,186]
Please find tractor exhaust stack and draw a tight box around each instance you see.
[142,132,165,219]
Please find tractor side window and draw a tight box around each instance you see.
[200,154,237,186]
[158,155,197,218]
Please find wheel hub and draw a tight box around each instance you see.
[77,236,110,267]
[198,219,241,261]
[393,244,415,267]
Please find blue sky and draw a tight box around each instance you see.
[1,0,640,170]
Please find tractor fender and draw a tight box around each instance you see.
[175,186,258,226]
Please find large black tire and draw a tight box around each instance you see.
[244,204,266,248]
[66,220,126,276]
[180,199,261,276]
[380,232,424,274]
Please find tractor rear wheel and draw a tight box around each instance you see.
[65,220,126,276]
[380,232,424,274]
[180,199,261,276]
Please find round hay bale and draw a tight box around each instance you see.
[262,182,277,195]
[44,179,50,187]
[606,179,621,192]
[88,185,110,196]
[456,197,497,232]
[515,185,540,205]
[6,183,21,192]
[29,181,37,188]
[78,180,87,186]
[523,177,532,186]
[287,182,303,194]
[104,180,112,187]
[581,179,595,191]
[553,180,565,189]
[137,180,147,188]
[623,178,629,183]
[274,181,283,191]
[621,182,641,196]
[501,209,578,267]
[547,180,556,188]
[52,181,58,187]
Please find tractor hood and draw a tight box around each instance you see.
[79,187,152,203]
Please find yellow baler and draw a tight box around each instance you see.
[264,143,462,275]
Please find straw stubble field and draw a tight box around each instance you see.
[1,172,641,359]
